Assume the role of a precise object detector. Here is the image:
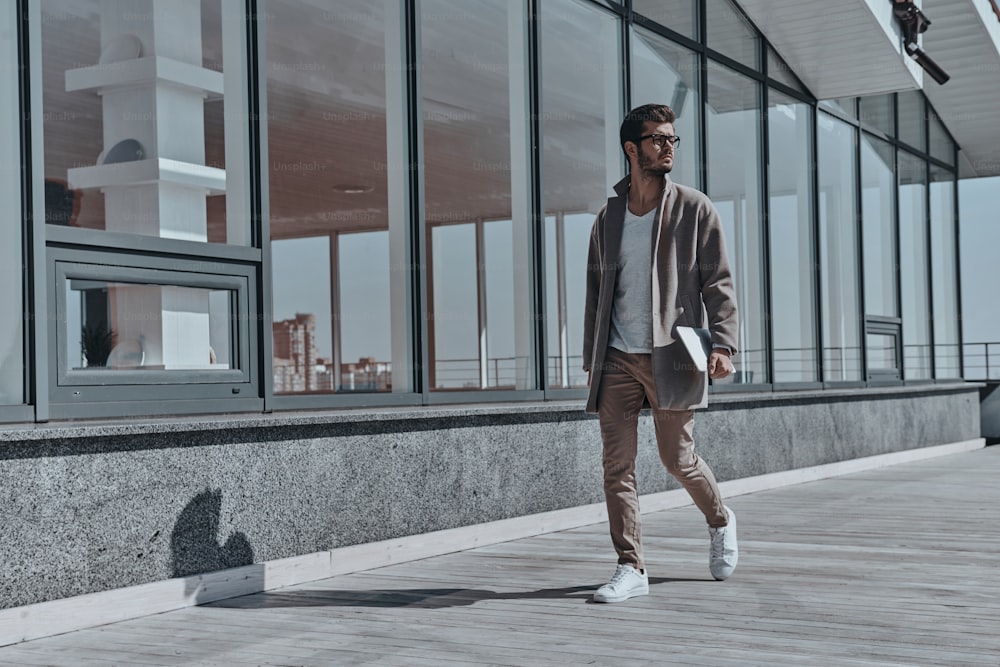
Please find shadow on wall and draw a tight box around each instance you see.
[171,488,256,601]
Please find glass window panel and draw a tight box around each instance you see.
[267,0,407,395]
[897,90,925,151]
[66,281,236,372]
[859,94,894,136]
[544,214,592,388]
[540,0,621,389]
[707,62,765,384]
[767,91,817,383]
[632,0,697,39]
[630,28,700,189]
[866,333,897,370]
[484,220,519,388]
[40,0,249,244]
[429,223,479,389]
[819,97,857,118]
[930,167,960,378]
[421,0,535,391]
[706,0,760,69]
[818,112,862,381]
[861,135,898,318]
[929,108,954,166]
[898,151,930,379]
[339,232,392,392]
[0,3,23,404]
[767,46,808,94]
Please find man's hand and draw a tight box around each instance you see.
[708,349,734,380]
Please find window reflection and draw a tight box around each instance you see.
[421,0,534,391]
[707,62,766,384]
[66,281,235,372]
[930,167,960,378]
[267,0,404,395]
[859,94,894,136]
[541,0,621,389]
[631,28,700,190]
[632,0,697,39]
[929,110,954,166]
[818,113,862,381]
[768,92,817,382]
[898,151,930,379]
[861,135,897,318]
[40,0,244,244]
[897,91,925,151]
[706,0,760,69]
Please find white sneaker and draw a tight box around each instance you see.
[593,564,649,603]
[708,506,738,581]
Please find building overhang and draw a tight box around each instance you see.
[742,0,1000,177]
[739,0,923,99]
[921,0,1000,177]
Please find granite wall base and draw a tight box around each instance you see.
[0,385,980,609]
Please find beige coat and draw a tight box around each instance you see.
[583,174,739,412]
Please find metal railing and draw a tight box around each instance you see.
[963,342,1000,380]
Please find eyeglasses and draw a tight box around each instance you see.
[636,133,681,150]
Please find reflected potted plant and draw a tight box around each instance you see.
[81,323,115,368]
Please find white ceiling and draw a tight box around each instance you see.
[737,0,922,99]
[739,0,1000,178]
[921,0,1000,177]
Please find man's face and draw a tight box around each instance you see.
[632,121,675,175]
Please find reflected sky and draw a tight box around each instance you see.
[959,176,1000,344]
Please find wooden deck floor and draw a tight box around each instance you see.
[3,446,999,667]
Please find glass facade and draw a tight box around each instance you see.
[540,0,621,389]
[898,151,931,380]
[861,135,897,318]
[930,167,960,378]
[768,91,817,383]
[706,0,760,69]
[266,0,405,395]
[421,0,534,391]
[818,112,862,382]
[0,2,23,405]
[3,0,967,421]
[706,61,765,383]
[630,27,700,190]
[40,0,249,244]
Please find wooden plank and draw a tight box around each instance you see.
[2,446,998,666]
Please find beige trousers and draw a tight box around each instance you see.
[597,346,728,572]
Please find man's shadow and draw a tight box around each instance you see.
[171,489,257,602]
[207,576,703,610]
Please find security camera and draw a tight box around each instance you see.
[903,41,950,85]
[891,0,950,85]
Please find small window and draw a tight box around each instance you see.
[51,250,257,404]
[866,319,902,382]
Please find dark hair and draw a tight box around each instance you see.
[619,104,676,159]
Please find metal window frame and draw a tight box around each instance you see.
[13,0,968,423]
[48,248,258,400]
[24,0,267,421]
[765,87,821,386]
[865,315,903,383]
[0,0,35,423]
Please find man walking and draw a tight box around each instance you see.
[583,104,740,603]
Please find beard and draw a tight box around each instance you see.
[637,149,673,175]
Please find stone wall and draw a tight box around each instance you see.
[0,384,980,609]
